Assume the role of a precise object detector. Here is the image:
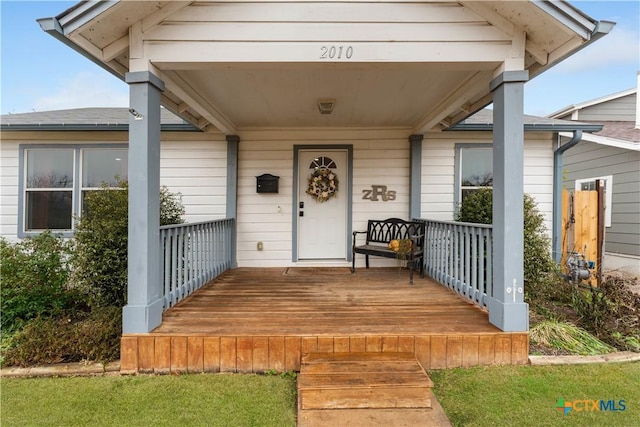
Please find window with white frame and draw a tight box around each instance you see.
[575,175,612,227]
[456,145,493,208]
[25,149,74,231]
[20,146,128,235]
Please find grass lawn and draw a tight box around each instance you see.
[2,363,638,426]
[1,373,296,427]
[430,362,640,427]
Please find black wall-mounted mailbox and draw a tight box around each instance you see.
[256,173,279,193]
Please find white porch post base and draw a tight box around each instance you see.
[486,298,529,332]
[123,299,164,333]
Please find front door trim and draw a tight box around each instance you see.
[292,144,353,262]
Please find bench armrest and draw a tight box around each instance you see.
[409,233,425,253]
[352,230,367,247]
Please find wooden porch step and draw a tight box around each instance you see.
[298,352,450,426]
[297,406,451,427]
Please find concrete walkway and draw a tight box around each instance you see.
[1,361,120,378]
[528,351,640,366]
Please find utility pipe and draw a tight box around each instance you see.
[552,130,582,263]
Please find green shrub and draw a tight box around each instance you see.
[0,232,79,333]
[71,181,185,308]
[456,188,554,284]
[2,306,122,366]
[456,188,493,224]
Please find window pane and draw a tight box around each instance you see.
[461,148,492,186]
[580,181,595,191]
[461,188,480,204]
[25,191,72,230]
[26,149,73,188]
[82,149,128,187]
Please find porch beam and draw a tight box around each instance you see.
[486,70,529,332]
[122,71,165,334]
[409,134,423,219]
[145,42,511,64]
[162,70,237,134]
[412,70,492,133]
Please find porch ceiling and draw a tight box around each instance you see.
[157,63,496,129]
[41,1,609,134]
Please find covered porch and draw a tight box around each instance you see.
[38,1,611,355]
[121,267,528,374]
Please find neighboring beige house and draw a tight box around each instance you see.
[550,75,640,275]
[0,1,613,343]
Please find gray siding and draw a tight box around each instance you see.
[563,140,640,256]
[575,93,637,121]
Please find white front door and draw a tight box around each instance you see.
[298,149,348,259]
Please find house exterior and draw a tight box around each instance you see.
[0,1,613,340]
[550,75,640,274]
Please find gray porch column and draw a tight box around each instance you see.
[486,70,529,332]
[409,134,423,219]
[122,71,165,333]
[226,135,239,268]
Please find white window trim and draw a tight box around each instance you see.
[454,143,492,216]
[574,175,612,228]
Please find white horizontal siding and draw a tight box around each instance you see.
[143,2,512,63]
[160,138,228,224]
[171,2,484,24]
[0,140,20,241]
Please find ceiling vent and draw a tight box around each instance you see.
[318,99,336,114]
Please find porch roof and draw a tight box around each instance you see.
[37,1,613,135]
[0,107,602,134]
[451,109,604,132]
[0,107,198,131]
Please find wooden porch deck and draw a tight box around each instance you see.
[121,268,528,374]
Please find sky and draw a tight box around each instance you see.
[1,0,638,118]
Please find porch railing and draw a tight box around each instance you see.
[160,218,234,310]
[422,219,493,308]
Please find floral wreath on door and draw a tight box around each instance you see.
[306,168,339,203]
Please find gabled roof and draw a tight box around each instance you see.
[548,87,637,119]
[0,107,199,131]
[35,1,614,134]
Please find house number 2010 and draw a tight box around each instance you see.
[320,45,353,59]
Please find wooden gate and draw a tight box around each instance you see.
[561,182,605,286]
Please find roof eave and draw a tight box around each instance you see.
[558,131,640,151]
[532,0,598,39]
[450,123,604,132]
[0,124,200,132]
[55,1,119,35]
[37,16,124,82]
[528,19,616,81]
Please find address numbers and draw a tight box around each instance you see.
[320,45,353,60]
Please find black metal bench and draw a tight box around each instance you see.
[351,218,426,284]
